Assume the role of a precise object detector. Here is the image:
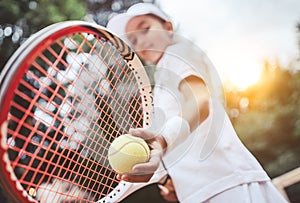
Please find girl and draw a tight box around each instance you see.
[109,3,286,203]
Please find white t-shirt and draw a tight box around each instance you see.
[152,37,270,202]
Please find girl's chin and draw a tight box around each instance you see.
[141,52,163,64]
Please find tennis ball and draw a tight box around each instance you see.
[108,134,150,174]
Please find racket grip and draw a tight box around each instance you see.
[97,181,143,203]
[98,165,167,202]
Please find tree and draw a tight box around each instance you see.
[0,0,87,72]
[1,1,165,203]
[225,59,300,189]
[1,1,299,202]
[0,0,154,72]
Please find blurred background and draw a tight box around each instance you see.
[0,0,299,202]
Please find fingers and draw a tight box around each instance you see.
[129,128,167,151]
[118,173,154,183]
[117,151,161,183]
[116,169,153,183]
[160,187,178,201]
[129,128,156,140]
[116,147,162,183]
[159,188,178,202]
[158,178,178,202]
[0,121,8,136]
[132,149,161,172]
[117,128,166,183]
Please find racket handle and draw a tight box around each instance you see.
[98,167,167,202]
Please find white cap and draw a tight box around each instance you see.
[107,3,170,41]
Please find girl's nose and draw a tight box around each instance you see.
[135,40,143,51]
[134,35,148,51]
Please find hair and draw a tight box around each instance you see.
[147,14,168,24]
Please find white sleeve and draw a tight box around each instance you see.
[153,52,209,152]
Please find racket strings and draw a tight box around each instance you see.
[104,61,143,132]
[5,30,145,202]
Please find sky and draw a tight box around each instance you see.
[158,0,300,89]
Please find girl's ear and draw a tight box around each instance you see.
[163,21,173,32]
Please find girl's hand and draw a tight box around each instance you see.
[1,121,8,137]
[158,177,178,202]
[117,128,167,183]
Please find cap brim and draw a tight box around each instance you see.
[107,3,170,46]
[106,13,135,45]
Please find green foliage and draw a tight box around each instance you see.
[1,0,86,29]
[226,63,300,178]
[0,1,299,201]
[39,0,84,25]
[0,0,87,71]
[0,0,21,24]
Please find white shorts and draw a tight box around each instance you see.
[205,181,288,203]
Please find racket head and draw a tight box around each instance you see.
[0,21,153,202]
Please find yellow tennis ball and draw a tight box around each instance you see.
[108,134,150,174]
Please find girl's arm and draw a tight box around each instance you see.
[178,75,210,132]
[118,75,210,183]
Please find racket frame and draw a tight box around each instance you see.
[0,21,153,203]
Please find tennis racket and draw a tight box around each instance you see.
[0,21,165,203]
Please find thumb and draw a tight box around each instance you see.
[1,121,8,136]
[129,128,155,140]
[158,184,170,195]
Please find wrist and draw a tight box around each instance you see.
[160,116,191,153]
[155,134,168,154]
